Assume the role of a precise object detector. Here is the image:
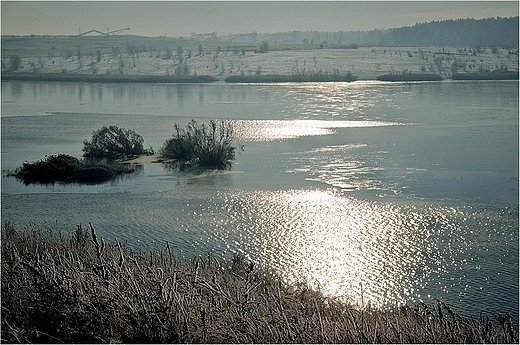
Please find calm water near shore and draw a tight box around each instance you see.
[1,80,518,319]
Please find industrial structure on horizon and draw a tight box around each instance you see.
[78,27,130,36]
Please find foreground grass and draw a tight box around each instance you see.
[1,223,517,343]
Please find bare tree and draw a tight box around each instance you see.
[259,41,268,53]
[176,46,184,64]
[83,125,145,159]
[9,55,22,70]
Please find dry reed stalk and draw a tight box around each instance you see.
[2,222,518,344]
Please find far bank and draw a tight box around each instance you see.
[2,38,518,81]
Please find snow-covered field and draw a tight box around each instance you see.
[3,44,518,80]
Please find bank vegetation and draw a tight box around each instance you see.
[376,73,443,82]
[0,72,216,84]
[1,223,517,344]
[452,70,519,80]
[224,71,357,83]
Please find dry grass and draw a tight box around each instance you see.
[1,222,517,343]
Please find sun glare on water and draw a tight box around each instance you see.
[211,188,438,308]
[233,119,405,141]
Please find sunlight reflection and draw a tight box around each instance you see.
[233,119,406,141]
[283,82,383,120]
[287,143,395,193]
[214,188,434,308]
[196,188,515,312]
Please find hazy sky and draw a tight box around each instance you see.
[1,1,518,37]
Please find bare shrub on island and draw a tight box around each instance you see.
[83,125,146,160]
[160,119,236,170]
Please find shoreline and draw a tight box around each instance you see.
[121,154,163,164]
[0,72,216,83]
[2,71,518,83]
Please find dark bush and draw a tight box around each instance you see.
[9,55,21,70]
[13,154,81,182]
[160,120,236,169]
[11,154,134,184]
[83,125,145,159]
[74,166,112,181]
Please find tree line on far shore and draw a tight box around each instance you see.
[259,17,519,48]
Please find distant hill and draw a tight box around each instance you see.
[259,17,519,48]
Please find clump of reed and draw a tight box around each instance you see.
[159,120,236,170]
[1,222,517,343]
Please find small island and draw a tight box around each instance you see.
[8,121,238,184]
[9,154,135,184]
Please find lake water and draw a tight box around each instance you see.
[1,80,518,319]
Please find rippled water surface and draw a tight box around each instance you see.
[2,80,518,319]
